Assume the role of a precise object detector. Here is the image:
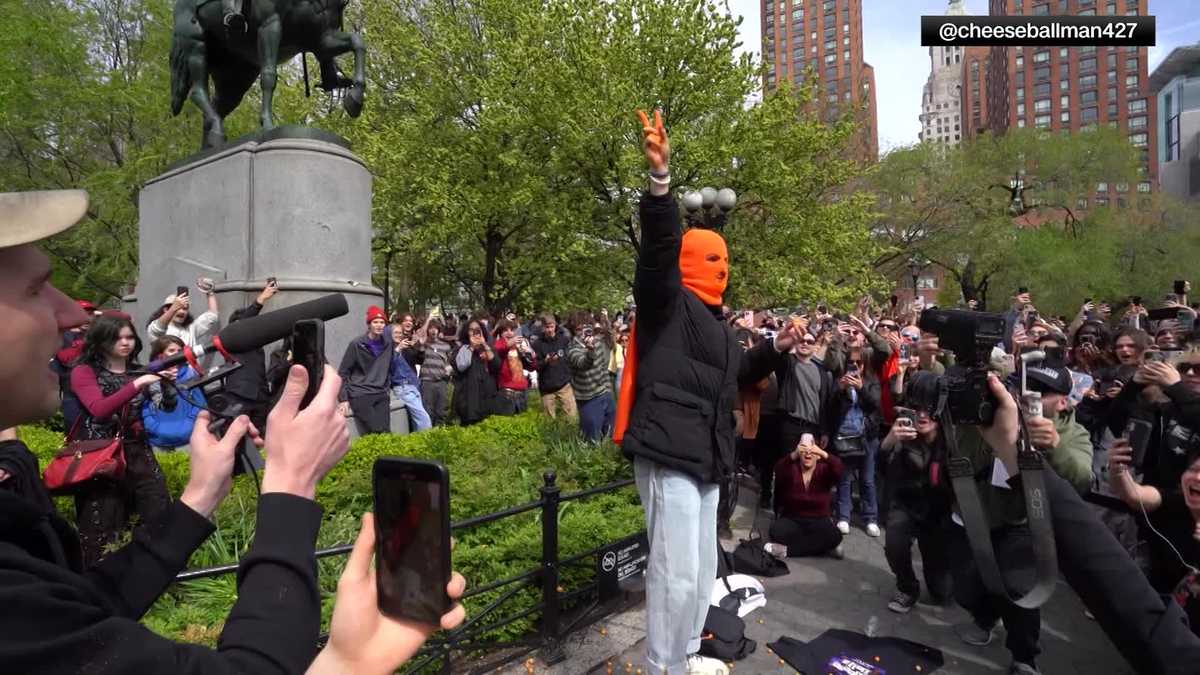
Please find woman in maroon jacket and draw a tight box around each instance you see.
[768,440,845,558]
[69,315,170,565]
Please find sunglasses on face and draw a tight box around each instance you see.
[1179,362,1200,376]
[877,324,897,331]
[800,337,817,345]
[848,360,863,367]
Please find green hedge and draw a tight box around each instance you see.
[20,412,644,655]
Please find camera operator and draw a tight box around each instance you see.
[567,311,614,442]
[881,372,954,614]
[0,190,464,674]
[945,363,1093,675]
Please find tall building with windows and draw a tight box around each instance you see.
[920,0,968,146]
[761,0,879,161]
[1150,44,1200,201]
[984,0,1157,200]
[961,45,994,139]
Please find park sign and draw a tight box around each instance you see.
[597,531,649,603]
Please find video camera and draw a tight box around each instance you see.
[918,308,1007,425]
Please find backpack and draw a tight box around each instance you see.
[698,605,756,661]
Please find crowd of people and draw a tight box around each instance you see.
[3,109,1200,675]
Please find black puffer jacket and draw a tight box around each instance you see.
[621,193,783,484]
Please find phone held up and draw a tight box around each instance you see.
[893,407,916,431]
[290,319,325,408]
[176,285,189,298]
[373,457,452,625]
[1125,418,1154,468]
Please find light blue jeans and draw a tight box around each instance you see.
[391,384,432,432]
[634,457,718,674]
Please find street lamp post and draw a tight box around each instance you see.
[908,254,927,304]
[681,186,737,231]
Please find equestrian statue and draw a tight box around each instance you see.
[170,0,366,150]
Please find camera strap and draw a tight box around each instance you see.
[944,411,1059,610]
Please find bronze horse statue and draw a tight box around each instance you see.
[170,0,365,149]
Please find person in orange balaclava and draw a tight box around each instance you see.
[614,110,804,675]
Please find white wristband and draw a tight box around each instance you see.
[649,174,670,186]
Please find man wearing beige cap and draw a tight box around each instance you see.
[0,190,464,673]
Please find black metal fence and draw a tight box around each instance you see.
[174,471,642,674]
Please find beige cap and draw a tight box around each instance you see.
[0,190,88,248]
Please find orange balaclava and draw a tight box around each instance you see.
[614,228,729,444]
[678,228,729,305]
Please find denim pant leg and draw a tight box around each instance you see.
[398,384,432,431]
[835,460,855,522]
[579,396,604,441]
[860,438,879,523]
[635,458,718,674]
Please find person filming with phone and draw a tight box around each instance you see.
[0,190,465,675]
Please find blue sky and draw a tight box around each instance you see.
[728,0,1200,154]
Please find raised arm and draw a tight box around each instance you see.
[633,109,682,318]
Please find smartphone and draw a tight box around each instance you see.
[899,343,911,360]
[1149,307,1180,321]
[1175,280,1188,296]
[266,276,278,287]
[176,285,189,298]
[800,432,815,447]
[1125,418,1154,468]
[290,319,325,408]
[847,361,859,374]
[1144,350,1166,364]
[373,457,452,624]
[894,407,916,430]
[1179,310,1195,333]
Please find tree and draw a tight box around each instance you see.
[338,0,882,315]
[869,127,1139,310]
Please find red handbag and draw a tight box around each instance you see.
[43,407,128,495]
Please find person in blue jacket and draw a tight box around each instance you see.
[142,336,207,450]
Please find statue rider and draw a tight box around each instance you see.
[223,0,246,33]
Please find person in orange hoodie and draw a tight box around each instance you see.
[613,111,802,675]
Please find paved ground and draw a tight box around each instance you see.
[501,480,1133,675]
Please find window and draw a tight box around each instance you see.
[1129,132,1148,147]
[1097,182,1108,192]
[1137,181,1151,193]
[1018,118,1027,128]
[1016,86,1026,100]
[1060,47,1069,58]
[1081,91,1097,105]
[1128,115,1146,129]
[822,0,835,11]
[843,23,849,33]
[1078,7,1095,14]
[843,36,850,45]
[1108,103,1118,118]
[844,90,851,101]
[1127,57,1139,71]
[1096,196,1109,207]
[811,44,817,53]
[1108,86,1117,101]
[1125,74,1139,89]
[824,52,836,63]
[1034,51,1050,63]
[1081,45,1096,55]
[811,31,817,40]
[1016,55,1024,67]
[843,49,850,63]
[1060,78,1070,92]
[824,27,835,39]
[1080,74,1097,89]
[1108,69,1118,84]
[1105,2,1116,14]
[1126,5,1139,14]
[1082,106,1098,122]
[1036,114,1051,128]
[1077,197,1089,209]
[1080,57,1097,72]
[1033,3,1050,15]
[1017,102,1026,116]
[1107,53,1117,68]
[1034,82,1050,96]
[1059,95,1069,107]
[1128,98,1146,113]
[1060,110,1070,123]
[1034,99,1051,112]
[1034,66,1050,81]
[824,40,835,50]
[792,8,803,20]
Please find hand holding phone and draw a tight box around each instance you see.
[373,458,453,625]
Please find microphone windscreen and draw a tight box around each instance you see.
[217,294,349,353]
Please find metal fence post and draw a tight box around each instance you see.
[539,470,566,664]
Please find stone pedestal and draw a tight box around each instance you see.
[133,134,383,366]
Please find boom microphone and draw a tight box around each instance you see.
[147,293,349,373]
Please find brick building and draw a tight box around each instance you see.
[980,0,1157,200]
[760,0,879,161]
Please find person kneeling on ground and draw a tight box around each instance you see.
[767,440,845,559]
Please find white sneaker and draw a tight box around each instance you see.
[764,542,788,559]
[685,654,730,675]
[866,522,881,537]
[836,520,851,535]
